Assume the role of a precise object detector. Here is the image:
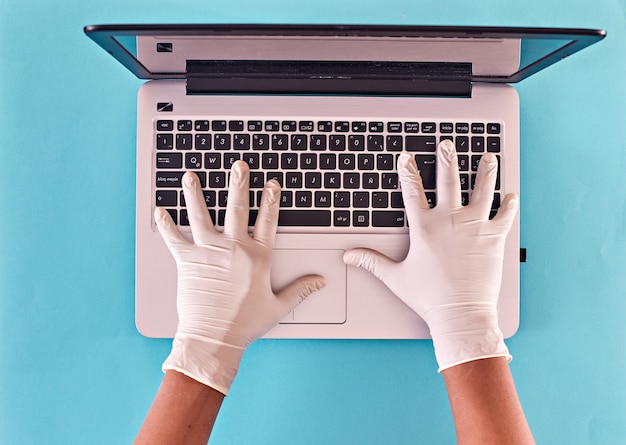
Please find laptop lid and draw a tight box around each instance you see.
[84,24,605,96]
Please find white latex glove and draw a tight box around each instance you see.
[344,140,518,372]
[155,161,325,394]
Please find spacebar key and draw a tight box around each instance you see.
[278,210,331,226]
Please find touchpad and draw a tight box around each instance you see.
[271,249,346,324]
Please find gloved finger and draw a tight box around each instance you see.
[397,152,430,223]
[467,152,499,218]
[435,139,462,209]
[490,193,519,234]
[182,172,216,244]
[343,248,397,283]
[223,161,251,238]
[275,274,326,313]
[252,179,281,247]
[154,207,191,251]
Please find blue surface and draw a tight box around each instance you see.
[1,1,625,443]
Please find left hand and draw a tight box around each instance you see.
[156,161,325,394]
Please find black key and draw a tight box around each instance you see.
[218,190,228,207]
[177,120,192,131]
[281,153,298,169]
[456,122,469,133]
[415,155,436,189]
[286,172,303,188]
[320,154,336,170]
[203,190,216,207]
[348,135,365,151]
[262,153,279,169]
[193,121,209,131]
[310,135,327,151]
[266,171,283,186]
[165,209,177,224]
[333,191,350,207]
[195,134,212,150]
[487,123,501,134]
[461,192,470,206]
[299,121,314,132]
[305,172,322,188]
[338,154,355,170]
[460,174,470,190]
[421,122,436,133]
[372,211,406,227]
[248,120,263,131]
[278,210,331,226]
[343,173,360,189]
[440,122,454,133]
[456,136,469,152]
[318,121,333,132]
[242,153,260,170]
[390,192,404,208]
[404,122,419,133]
[156,190,177,206]
[234,134,251,150]
[381,173,398,189]
[204,153,221,169]
[223,153,240,169]
[272,134,289,150]
[185,153,203,169]
[353,192,369,208]
[208,171,226,188]
[156,152,182,169]
[282,121,297,132]
[406,136,436,152]
[377,154,394,170]
[180,209,189,226]
[362,173,379,189]
[291,135,308,151]
[353,211,369,227]
[228,120,244,131]
[440,136,453,143]
[280,191,292,207]
[265,121,280,131]
[324,172,341,188]
[471,155,481,171]
[387,122,402,133]
[369,121,384,132]
[352,121,367,132]
[458,154,469,171]
[176,134,192,150]
[333,210,350,227]
[487,137,501,152]
[315,191,332,207]
[157,171,206,188]
[367,135,384,151]
[425,192,436,208]
[471,123,485,133]
[253,134,270,150]
[300,153,317,170]
[329,135,346,151]
[372,192,388,208]
[386,135,403,152]
[358,154,375,170]
[157,120,174,131]
[214,134,231,150]
[295,191,312,207]
[335,121,350,132]
[250,172,265,188]
[471,136,485,152]
[212,120,227,131]
[157,133,173,150]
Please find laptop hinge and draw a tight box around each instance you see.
[185,60,472,97]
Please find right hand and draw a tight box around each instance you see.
[343,140,518,371]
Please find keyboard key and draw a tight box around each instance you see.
[367,135,384,151]
[295,191,313,207]
[214,134,231,150]
[157,120,174,131]
[456,136,469,152]
[195,134,211,150]
[315,191,331,207]
[300,153,317,169]
[471,123,485,133]
[348,135,365,151]
[212,120,227,131]
[204,153,221,169]
[262,153,279,169]
[176,134,192,150]
[281,153,298,169]
[305,172,322,188]
[421,122,436,133]
[377,154,394,170]
[272,134,289,150]
[156,190,177,206]
[358,154,375,170]
[372,192,388,208]
[471,136,485,152]
[440,122,454,133]
[253,134,270,150]
[208,171,226,188]
[390,192,404,208]
[415,155,436,189]
[157,171,206,188]
[338,154,355,170]
[247,120,263,131]
[352,121,367,132]
[242,153,260,169]
[456,122,469,133]
[404,122,419,133]
[362,173,379,189]
[177,120,192,131]
[386,135,403,152]
[343,173,360,189]
[157,133,173,150]
[185,153,202,169]
[333,210,350,227]
[265,121,280,131]
[280,191,292,207]
[372,211,405,227]
[229,120,244,131]
[369,121,384,132]
[487,123,501,134]
[335,121,350,132]
[318,121,333,132]
[487,137,501,152]
[387,122,402,133]
[266,171,283,186]
[291,135,308,151]
[353,211,369,227]
[406,136,436,152]
[278,210,331,226]
[299,121,314,132]
[324,172,341,188]
[310,135,327,151]
[156,152,182,169]
[320,154,336,170]
[333,191,350,207]
[223,153,240,169]
[282,121,297,132]
[233,134,250,150]
[353,192,369,208]
[329,135,346,151]
[381,173,398,189]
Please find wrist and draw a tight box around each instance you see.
[163,334,245,395]
[424,303,510,373]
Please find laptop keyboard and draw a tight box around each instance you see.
[154,118,502,229]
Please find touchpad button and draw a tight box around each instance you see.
[271,249,346,324]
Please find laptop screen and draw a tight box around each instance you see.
[85,24,604,86]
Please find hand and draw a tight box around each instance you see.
[155,161,325,394]
[343,140,518,371]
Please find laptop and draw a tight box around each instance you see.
[84,24,604,339]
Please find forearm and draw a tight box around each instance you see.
[134,370,224,445]
[442,357,534,445]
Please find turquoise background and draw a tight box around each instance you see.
[1,0,625,443]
